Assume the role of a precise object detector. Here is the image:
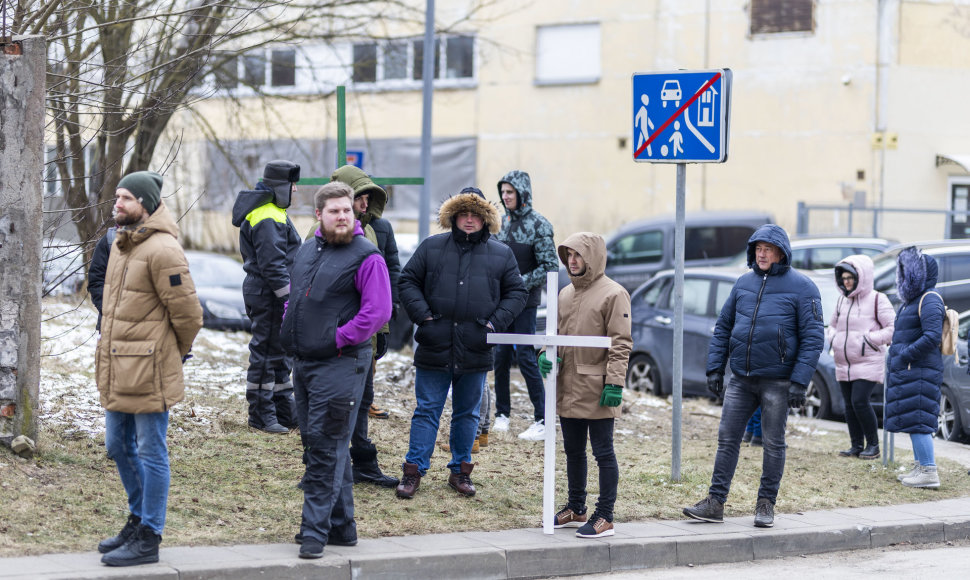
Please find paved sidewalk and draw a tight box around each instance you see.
[4,496,970,580]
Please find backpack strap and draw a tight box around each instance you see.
[918,290,944,319]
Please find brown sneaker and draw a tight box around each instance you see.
[395,463,421,499]
[448,461,477,497]
[576,515,614,538]
[369,403,389,419]
[553,506,587,528]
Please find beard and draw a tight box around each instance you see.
[322,222,354,245]
[113,206,144,227]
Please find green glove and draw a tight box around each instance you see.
[600,384,623,407]
[537,351,561,378]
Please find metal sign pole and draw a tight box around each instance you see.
[672,163,686,481]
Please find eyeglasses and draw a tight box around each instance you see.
[840,275,856,282]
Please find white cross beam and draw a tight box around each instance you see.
[488,272,612,534]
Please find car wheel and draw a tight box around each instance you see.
[938,386,964,441]
[627,353,662,396]
[800,373,831,420]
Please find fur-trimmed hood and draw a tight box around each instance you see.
[437,190,501,234]
[896,246,938,303]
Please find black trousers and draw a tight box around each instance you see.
[839,379,879,448]
[560,417,618,522]
[244,289,290,386]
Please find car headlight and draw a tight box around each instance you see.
[205,300,242,319]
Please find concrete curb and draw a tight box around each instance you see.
[5,497,970,579]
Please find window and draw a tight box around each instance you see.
[940,255,970,284]
[610,230,663,266]
[790,248,810,269]
[271,49,296,87]
[353,43,377,83]
[682,278,712,316]
[685,226,757,261]
[639,277,671,307]
[535,23,600,85]
[812,247,852,270]
[750,0,814,35]
[351,35,474,86]
[243,53,266,87]
[213,55,238,90]
[715,281,735,317]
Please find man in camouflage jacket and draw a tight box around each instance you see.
[486,170,558,441]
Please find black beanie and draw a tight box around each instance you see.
[459,186,485,198]
[118,171,163,214]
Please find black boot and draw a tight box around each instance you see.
[273,386,299,430]
[101,524,161,567]
[859,444,880,460]
[255,386,287,434]
[350,447,400,488]
[245,386,263,430]
[98,513,140,554]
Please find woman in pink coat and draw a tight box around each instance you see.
[827,254,895,459]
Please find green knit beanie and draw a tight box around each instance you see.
[118,171,163,214]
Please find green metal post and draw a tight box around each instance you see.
[337,86,346,168]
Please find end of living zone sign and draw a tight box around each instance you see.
[633,69,732,164]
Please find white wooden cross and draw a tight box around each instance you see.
[487,271,612,534]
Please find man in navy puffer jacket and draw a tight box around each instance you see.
[683,224,824,528]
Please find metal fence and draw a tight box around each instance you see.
[796,202,970,240]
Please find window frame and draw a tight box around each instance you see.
[351,34,477,90]
[749,0,815,37]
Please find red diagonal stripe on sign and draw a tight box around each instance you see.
[634,71,722,160]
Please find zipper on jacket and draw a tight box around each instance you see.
[843,298,854,381]
[777,327,785,363]
[746,273,769,374]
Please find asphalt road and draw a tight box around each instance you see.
[568,539,970,578]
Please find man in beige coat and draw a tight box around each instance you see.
[539,232,632,539]
[95,171,203,567]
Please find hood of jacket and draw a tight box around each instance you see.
[835,254,875,299]
[558,232,606,289]
[115,201,179,252]
[437,191,501,234]
[746,224,792,275]
[497,170,533,217]
[897,246,938,303]
[231,183,276,227]
[332,165,388,221]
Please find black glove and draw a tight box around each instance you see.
[375,333,388,360]
[392,302,400,320]
[707,372,724,397]
[181,353,193,364]
[788,382,807,409]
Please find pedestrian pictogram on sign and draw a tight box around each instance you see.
[633,69,732,164]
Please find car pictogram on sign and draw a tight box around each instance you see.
[660,80,682,107]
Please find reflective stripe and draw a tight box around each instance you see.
[246,204,287,227]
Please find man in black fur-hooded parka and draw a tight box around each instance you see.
[395,187,527,499]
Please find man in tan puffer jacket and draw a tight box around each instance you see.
[95,171,203,568]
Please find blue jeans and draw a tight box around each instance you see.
[709,376,790,504]
[910,433,936,466]
[406,369,486,475]
[745,407,762,437]
[104,411,170,534]
[493,306,545,423]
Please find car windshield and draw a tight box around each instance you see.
[187,254,245,288]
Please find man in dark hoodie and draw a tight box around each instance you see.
[331,165,402,488]
[231,160,303,434]
[683,224,824,528]
[488,170,558,442]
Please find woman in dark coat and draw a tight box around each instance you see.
[885,246,944,489]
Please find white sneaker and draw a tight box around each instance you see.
[493,415,510,432]
[518,421,545,440]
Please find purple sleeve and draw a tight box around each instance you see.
[336,254,393,349]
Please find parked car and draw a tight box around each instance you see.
[592,210,774,293]
[184,251,251,332]
[625,265,868,421]
[730,236,894,271]
[42,238,86,296]
[938,309,970,441]
[871,241,970,313]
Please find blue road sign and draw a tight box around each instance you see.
[633,69,732,163]
[341,150,365,169]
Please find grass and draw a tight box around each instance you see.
[2,298,969,556]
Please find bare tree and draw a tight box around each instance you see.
[3,0,497,271]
